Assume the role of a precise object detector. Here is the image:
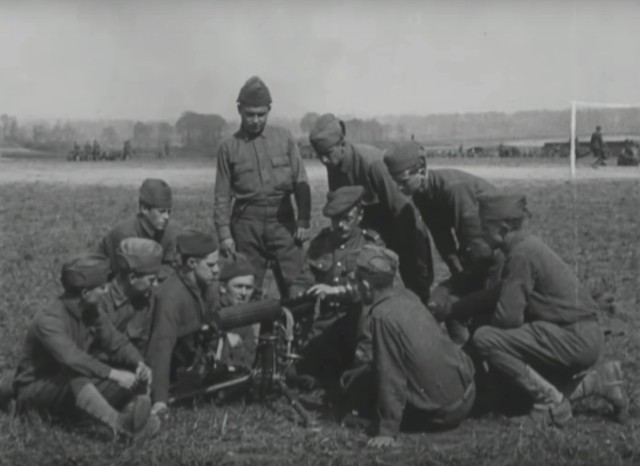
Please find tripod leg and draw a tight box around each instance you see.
[277,379,316,428]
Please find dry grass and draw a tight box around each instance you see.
[1,161,640,465]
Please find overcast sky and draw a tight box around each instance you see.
[1,0,639,121]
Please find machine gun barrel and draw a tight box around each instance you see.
[217,294,317,331]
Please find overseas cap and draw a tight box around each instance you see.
[116,238,163,274]
[356,245,398,284]
[237,76,272,107]
[309,113,345,154]
[478,193,528,221]
[177,230,218,258]
[61,253,110,290]
[219,253,255,282]
[383,141,424,176]
[139,178,172,209]
[322,186,365,218]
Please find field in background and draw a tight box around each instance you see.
[2,159,640,465]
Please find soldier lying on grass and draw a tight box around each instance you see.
[465,193,627,426]
[10,253,158,440]
[343,245,476,449]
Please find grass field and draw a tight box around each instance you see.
[2,158,640,465]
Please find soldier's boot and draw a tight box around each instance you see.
[512,365,572,428]
[0,372,15,413]
[568,361,628,424]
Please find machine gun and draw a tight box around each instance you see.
[167,294,320,426]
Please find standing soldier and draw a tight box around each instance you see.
[92,139,102,161]
[11,253,158,439]
[123,140,132,160]
[290,186,385,386]
[383,141,498,343]
[97,178,179,280]
[590,126,607,168]
[83,141,92,161]
[468,193,627,426]
[214,76,311,300]
[309,114,433,305]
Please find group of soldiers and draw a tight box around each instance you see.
[67,140,133,162]
[0,76,629,448]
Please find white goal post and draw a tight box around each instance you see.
[569,99,640,178]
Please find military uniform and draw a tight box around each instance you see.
[590,129,606,166]
[214,77,311,300]
[310,115,434,304]
[350,246,475,438]
[293,226,384,382]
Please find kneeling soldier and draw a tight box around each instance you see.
[99,238,163,354]
[468,193,627,426]
[291,186,384,386]
[12,253,157,439]
[352,245,476,449]
[146,231,221,417]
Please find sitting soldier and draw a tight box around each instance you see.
[348,245,476,449]
[97,178,179,280]
[290,185,384,388]
[218,253,258,368]
[146,230,221,417]
[98,238,163,354]
[11,253,158,440]
[468,193,627,426]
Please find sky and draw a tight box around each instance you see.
[1,0,640,122]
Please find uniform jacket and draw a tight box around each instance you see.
[14,295,142,390]
[413,169,496,274]
[214,125,311,241]
[97,213,179,277]
[493,232,600,328]
[146,272,218,404]
[368,287,474,437]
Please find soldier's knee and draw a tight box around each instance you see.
[469,325,502,357]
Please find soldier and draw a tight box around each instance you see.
[468,193,627,427]
[290,186,384,386]
[99,238,163,354]
[383,141,498,343]
[84,141,92,161]
[11,253,158,439]
[590,126,607,168]
[123,140,132,160]
[309,114,433,305]
[218,253,258,368]
[92,139,101,161]
[146,231,221,417]
[349,245,476,449]
[97,178,179,280]
[214,76,311,301]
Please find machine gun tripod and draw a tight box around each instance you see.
[168,295,320,427]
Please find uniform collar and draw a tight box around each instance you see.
[337,142,355,174]
[369,286,397,311]
[136,213,157,239]
[332,227,363,249]
[107,279,130,309]
[177,270,206,302]
[503,231,529,254]
[60,294,86,321]
[236,125,267,142]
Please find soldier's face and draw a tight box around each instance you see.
[128,272,159,298]
[356,275,373,305]
[239,105,270,136]
[141,206,171,231]
[222,275,255,305]
[194,251,220,286]
[481,219,505,249]
[317,143,344,168]
[392,169,422,196]
[331,206,362,241]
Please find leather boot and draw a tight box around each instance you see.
[513,365,572,428]
[0,372,15,413]
[569,361,628,424]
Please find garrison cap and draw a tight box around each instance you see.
[237,76,272,107]
[61,253,110,290]
[177,230,218,258]
[139,178,172,209]
[383,141,424,176]
[356,245,398,284]
[478,193,529,221]
[116,238,163,275]
[323,186,366,218]
[309,113,345,154]
[219,253,255,282]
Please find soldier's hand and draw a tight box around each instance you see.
[367,435,397,449]
[307,284,341,299]
[135,361,152,385]
[151,402,168,417]
[108,369,137,390]
[294,226,311,243]
[221,238,236,255]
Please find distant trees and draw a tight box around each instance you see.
[101,126,118,148]
[300,112,319,134]
[175,111,226,151]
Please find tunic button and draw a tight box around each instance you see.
[340,244,345,249]
[334,278,340,284]
[337,262,342,267]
